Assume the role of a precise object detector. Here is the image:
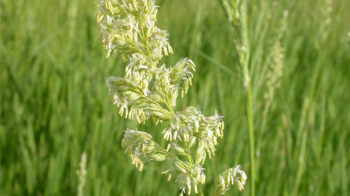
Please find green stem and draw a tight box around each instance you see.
[199,187,204,196]
[292,31,328,194]
[246,80,256,196]
[184,142,194,165]
[217,0,255,195]
[165,97,175,115]
[240,2,255,196]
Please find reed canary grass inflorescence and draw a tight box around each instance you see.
[96,0,246,195]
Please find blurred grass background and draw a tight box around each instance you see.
[1,0,350,195]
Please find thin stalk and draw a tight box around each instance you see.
[246,78,256,196]
[242,63,256,196]
[217,0,256,195]
[240,3,256,196]
[293,25,329,194]
[292,131,307,196]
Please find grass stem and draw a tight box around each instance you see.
[246,81,256,196]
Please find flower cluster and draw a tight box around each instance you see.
[162,107,224,165]
[162,161,206,195]
[106,76,173,123]
[97,0,246,195]
[97,0,173,93]
[215,165,247,194]
[122,129,167,171]
[264,11,288,102]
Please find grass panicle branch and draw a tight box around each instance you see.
[97,0,246,195]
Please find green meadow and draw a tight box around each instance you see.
[1,0,349,195]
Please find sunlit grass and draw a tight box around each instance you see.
[0,0,349,195]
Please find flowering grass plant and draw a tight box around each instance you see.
[97,0,246,195]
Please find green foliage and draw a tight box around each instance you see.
[1,0,350,195]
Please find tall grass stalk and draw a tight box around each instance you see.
[218,1,255,195]
[293,1,333,195]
